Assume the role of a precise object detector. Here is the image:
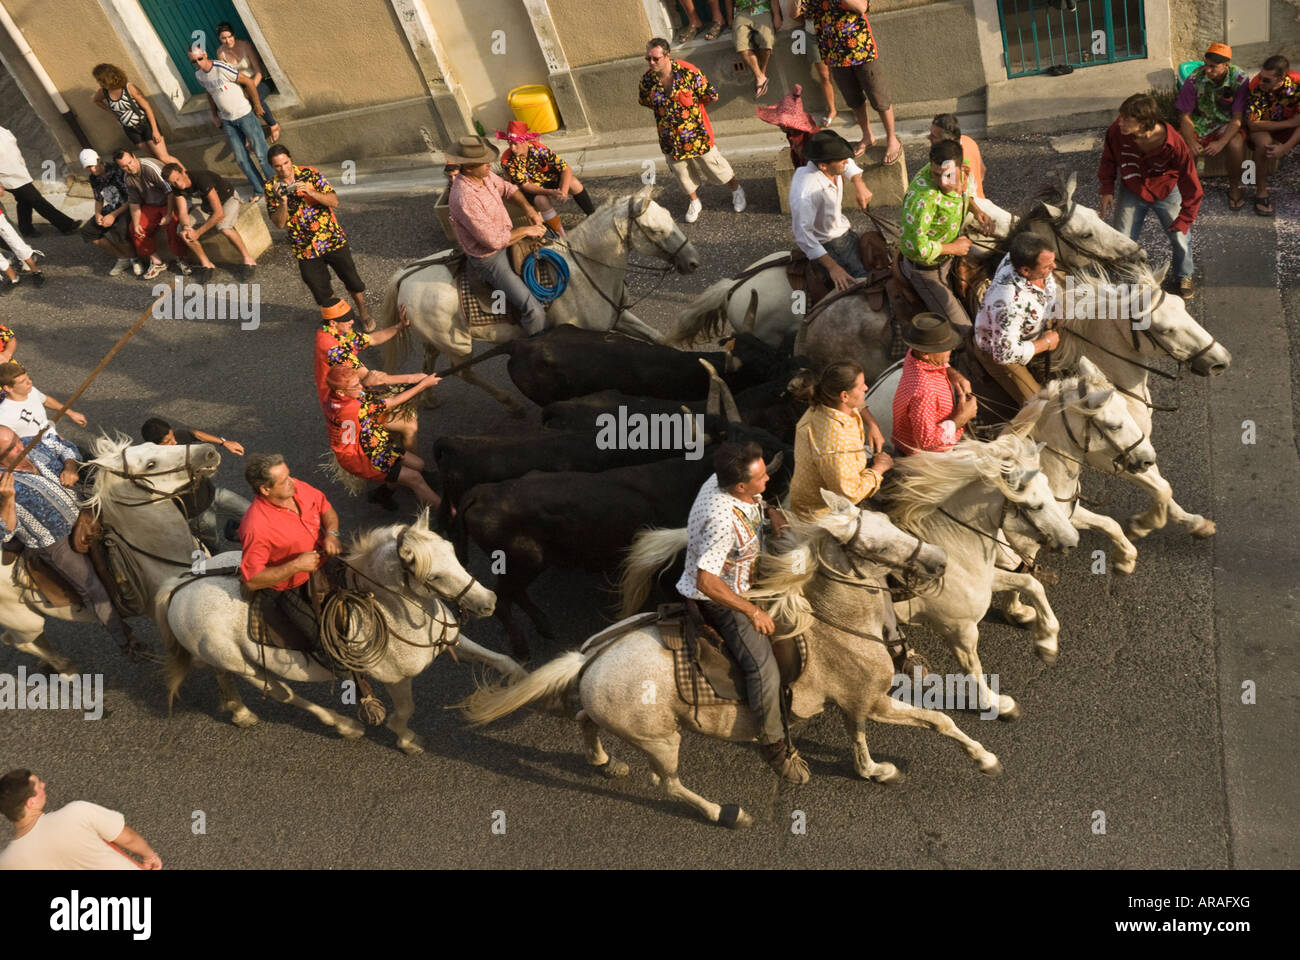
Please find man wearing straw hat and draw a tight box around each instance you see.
[495,120,595,236]
[789,129,872,293]
[445,135,549,336]
[892,314,977,456]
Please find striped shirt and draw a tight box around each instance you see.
[0,440,80,549]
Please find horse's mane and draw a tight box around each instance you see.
[81,432,141,512]
[887,434,1041,529]
[1051,259,1169,370]
[347,514,444,583]
[1005,366,1113,438]
[746,518,844,639]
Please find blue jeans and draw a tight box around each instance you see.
[1114,184,1194,280]
[222,112,271,201]
[467,248,547,334]
[255,80,277,128]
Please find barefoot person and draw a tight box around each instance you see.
[323,365,443,510]
[162,163,258,281]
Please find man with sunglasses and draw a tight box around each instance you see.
[1244,55,1300,217]
[189,47,270,204]
[1175,42,1249,209]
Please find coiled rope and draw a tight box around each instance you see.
[522,247,570,303]
[318,590,390,674]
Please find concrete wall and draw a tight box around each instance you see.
[550,0,650,68]
[436,0,552,122]
[1170,0,1300,68]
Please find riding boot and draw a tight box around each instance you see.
[572,189,596,215]
[117,622,160,664]
[760,740,811,784]
[890,642,931,680]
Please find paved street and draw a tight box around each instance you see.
[0,131,1295,869]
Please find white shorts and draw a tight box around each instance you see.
[666,146,736,196]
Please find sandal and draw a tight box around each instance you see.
[702,21,723,41]
[1254,193,1275,217]
[674,23,698,44]
[755,76,769,98]
[1227,187,1245,210]
[882,141,902,166]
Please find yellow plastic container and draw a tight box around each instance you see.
[508,84,560,134]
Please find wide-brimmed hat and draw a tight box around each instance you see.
[755,84,819,136]
[804,129,854,164]
[1204,42,1232,64]
[443,135,500,165]
[495,120,539,143]
[903,313,963,353]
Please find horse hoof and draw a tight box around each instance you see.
[1112,558,1136,576]
[1035,643,1059,666]
[980,758,1004,779]
[718,804,751,829]
[1126,518,1152,539]
[338,719,367,740]
[998,701,1022,722]
[399,736,426,756]
[872,764,905,785]
[1191,518,1216,539]
[649,772,661,787]
[230,708,259,729]
[1005,607,1037,626]
[598,758,629,779]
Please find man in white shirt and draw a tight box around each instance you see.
[189,47,270,202]
[973,232,1062,404]
[0,125,78,237]
[0,362,86,440]
[0,769,161,869]
[788,129,873,293]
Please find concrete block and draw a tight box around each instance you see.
[774,143,908,214]
[1194,152,1276,180]
[199,200,272,265]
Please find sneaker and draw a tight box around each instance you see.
[109,258,132,277]
[732,185,747,213]
[684,197,703,223]
[173,260,192,277]
[131,259,144,277]
[142,261,166,281]
[1164,275,1196,300]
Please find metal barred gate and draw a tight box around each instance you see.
[997,0,1147,79]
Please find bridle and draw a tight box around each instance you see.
[557,196,692,319]
[88,444,210,567]
[1054,378,1150,474]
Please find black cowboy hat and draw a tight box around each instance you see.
[803,129,855,164]
[442,135,500,165]
[903,313,964,353]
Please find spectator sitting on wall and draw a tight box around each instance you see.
[78,149,137,277]
[90,62,179,167]
[495,120,595,236]
[1243,54,1300,217]
[115,148,188,281]
[1175,42,1250,209]
[162,163,258,281]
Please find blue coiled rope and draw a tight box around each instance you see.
[522,246,570,303]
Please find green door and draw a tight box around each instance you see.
[138,0,247,95]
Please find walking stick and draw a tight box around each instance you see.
[2,288,171,475]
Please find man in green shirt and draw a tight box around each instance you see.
[899,139,989,330]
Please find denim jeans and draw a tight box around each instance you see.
[193,486,251,555]
[467,248,547,334]
[816,228,868,280]
[1114,184,1194,280]
[255,80,277,128]
[222,111,271,201]
[696,599,785,745]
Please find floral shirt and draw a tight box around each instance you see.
[1175,64,1250,137]
[638,60,718,161]
[500,143,568,189]
[676,475,765,599]
[1247,71,1300,123]
[805,0,877,68]
[265,164,347,260]
[313,323,371,405]
[788,404,881,520]
[893,351,961,456]
[974,254,1059,365]
[324,387,399,479]
[900,161,972,265]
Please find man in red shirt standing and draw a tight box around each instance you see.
[1098,93,1203,300]
[239,453,342,636]
[445,136,548,335]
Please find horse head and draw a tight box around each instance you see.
[817,489,946,580]
[1000,439,1079,553]
[386,514,496,620]
[87,436,220,512]
[1071,357,1157,472]
[625,184,699,274]
[1126,269,1231,377]
[1034,171,1145,267]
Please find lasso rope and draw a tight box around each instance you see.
[522,247,570,303]
[317,589,390,673]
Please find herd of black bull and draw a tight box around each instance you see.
[429,326,814,659]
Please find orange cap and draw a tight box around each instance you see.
[320,299,353,322]
[1205,42,1232,63]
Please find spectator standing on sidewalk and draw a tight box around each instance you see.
[1098,92,1203,299]
[215,21,281,144]
[0,191,44,292]
[115,148,187,281]
[638,37,747,224]
[189,46,270,204]
[674,1,727,43]
[0,770,161,870]
[0,125,79,238]
[90,63,178,167]
[265,144,373,329]
[162,163,258,281]
[78,149,137,277]
[727,0,781,99]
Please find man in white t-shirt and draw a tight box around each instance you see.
[0,769,161,869]
[189,47,270,202]
[0,362,86,440]
[675,440,808,785]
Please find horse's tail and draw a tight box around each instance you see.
[381,267,414,369]
[618,526,688,618]
[672,278,733,346]
[154,579,191,713]
[458,650,587,725]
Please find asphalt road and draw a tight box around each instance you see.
[0,133,1294,869]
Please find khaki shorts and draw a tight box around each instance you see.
[666,146,735,195]
[733,13,774,52]
[194,195,243,232]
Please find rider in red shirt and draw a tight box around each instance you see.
[238,454,341,592]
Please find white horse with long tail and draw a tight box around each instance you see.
[461,496,1006,829]
[155,513,522,754]
[380,184,699,416]
[0,436,221,676]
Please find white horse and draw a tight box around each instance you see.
[156,513,522,754]
[867,356,1157,575]
[460,495,1011,828]
[886,435,1079,719]
[380,184,699,416]
[0,436,219,676]
[1051,262,1231,538]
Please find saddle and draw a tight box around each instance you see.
[453,237,561,328]
[1,511,134,614]
[787,228,892,314]
[240,558,350,657]
[653,601,807,708]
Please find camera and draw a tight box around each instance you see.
[276,181,294,198]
